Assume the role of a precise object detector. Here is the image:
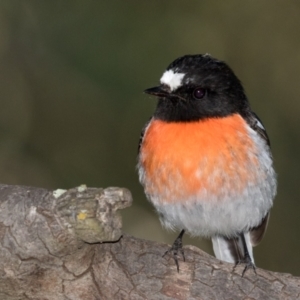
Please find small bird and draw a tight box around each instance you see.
[138,54,277,275]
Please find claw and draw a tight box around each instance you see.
[163,229,185,272]
[234,255,257,277]
[232,232,257,277]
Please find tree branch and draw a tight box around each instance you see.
[0,184,298,300]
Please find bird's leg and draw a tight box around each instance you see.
[163,229,185,272]
[234,233,257,276]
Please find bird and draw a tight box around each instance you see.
[137,54,277,276]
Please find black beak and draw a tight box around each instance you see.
[144,85,170,98]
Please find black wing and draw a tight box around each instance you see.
[244,111,270,147]
[250,213,270,246]
[244,111,272,246]
[138,118,152,153]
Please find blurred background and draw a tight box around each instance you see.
[0,1,299,275]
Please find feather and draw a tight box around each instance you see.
[212,232,254,264]
[250,213,270,246]
[245,111,270,147]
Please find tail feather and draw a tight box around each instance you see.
[212,233,254,264]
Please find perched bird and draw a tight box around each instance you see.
[138,54,277,275]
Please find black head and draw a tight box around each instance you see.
[145,54,250,122]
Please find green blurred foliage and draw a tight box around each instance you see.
[0,1,300,275]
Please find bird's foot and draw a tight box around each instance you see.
[234,256,257,277]
[163,229,185,272]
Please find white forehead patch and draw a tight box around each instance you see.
[160,69,185,91]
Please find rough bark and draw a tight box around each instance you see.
[0,184,299,300]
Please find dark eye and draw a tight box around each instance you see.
[193,88,206,99]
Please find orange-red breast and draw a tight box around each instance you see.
[138,54,277,275]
